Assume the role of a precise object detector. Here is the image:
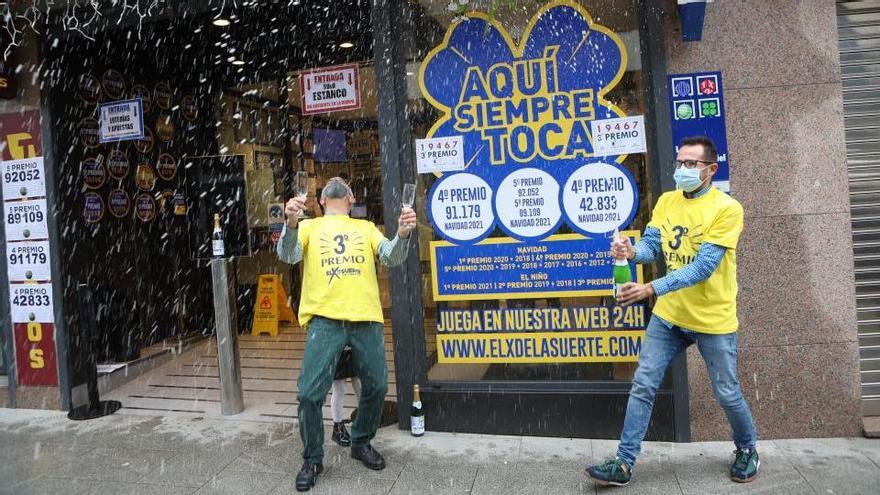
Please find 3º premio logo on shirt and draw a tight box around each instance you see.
[320,231,368,285]
[661,221,703,269]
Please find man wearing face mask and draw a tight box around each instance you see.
[277,177,417,492]
[586,136,759,487]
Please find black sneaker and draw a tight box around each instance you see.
[295,461,323,492]
[332,422,352,447]
[351,444,386,470]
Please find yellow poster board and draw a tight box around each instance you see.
[251,274,294,337]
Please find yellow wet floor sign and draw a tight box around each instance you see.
[251,274,295,337]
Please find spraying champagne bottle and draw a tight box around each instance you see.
[612,228,632,299]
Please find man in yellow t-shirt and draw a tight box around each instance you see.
[277,177,416,492]
[586,137,759,488]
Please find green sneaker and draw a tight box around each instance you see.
[730,448,760,483]
[585,457,632,486]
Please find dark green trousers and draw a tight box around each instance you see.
[298,316,388,463]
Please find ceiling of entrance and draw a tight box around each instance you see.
[208,0,375,89]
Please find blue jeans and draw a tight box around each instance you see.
[617,316,757,467]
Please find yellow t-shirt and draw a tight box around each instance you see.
[297,215,388,327]
[648,188,744,334]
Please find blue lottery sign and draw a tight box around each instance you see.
[668,71,730,192]
[420,1,640,244]
[430,233,642,301]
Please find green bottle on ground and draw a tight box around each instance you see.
[613,229,632,299]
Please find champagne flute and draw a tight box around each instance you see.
[401,183,416,229]
[296,171,309,218]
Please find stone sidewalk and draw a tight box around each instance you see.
[1,408,879,494]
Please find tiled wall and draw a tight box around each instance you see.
[663,0,863,439]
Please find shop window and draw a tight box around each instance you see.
[403,0,657,383]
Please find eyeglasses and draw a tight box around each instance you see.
[674,159,715,169]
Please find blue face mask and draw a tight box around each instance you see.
[673,167,705,192]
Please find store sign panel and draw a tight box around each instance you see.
[419,4,638,265]
[3,198,49,241]
[0,110,42,161]
[431,232,642,301]
[299,64,361,115]
[0,110,57,386]
[435,305,646,364]
[2,157,46,199]
[590,116,647,157]
[437,331,645,363]
[419,2,639,242]
[6,241,51,282]
[13,322,57,386]
[668,71,730,192]
[9,281,57,387]
[9,283,54,323]
[418,1,646,363]
[416,135,465,173]
[98,99,145,143]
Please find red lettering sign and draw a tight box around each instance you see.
[299,64,361,115]
[0,109,42,160]
[13,322,58,386]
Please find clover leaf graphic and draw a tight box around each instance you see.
[418,0,629,185]
[701,101,718,117]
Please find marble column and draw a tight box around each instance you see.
[663,0,862,439]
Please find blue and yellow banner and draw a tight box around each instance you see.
[435,304,647,363]
[420,0,636,243]
[437,331,644,363]
[430,232,643,301]
[437,305,647,333]
[421,1,649,364]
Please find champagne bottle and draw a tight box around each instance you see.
[613,229,632,299]
[211,213,225,257]
[410,384,425,437]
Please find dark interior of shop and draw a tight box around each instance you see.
[41,0,401,391]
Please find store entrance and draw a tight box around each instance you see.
[49,1,395,421]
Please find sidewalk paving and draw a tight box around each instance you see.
[1,408,878,494]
